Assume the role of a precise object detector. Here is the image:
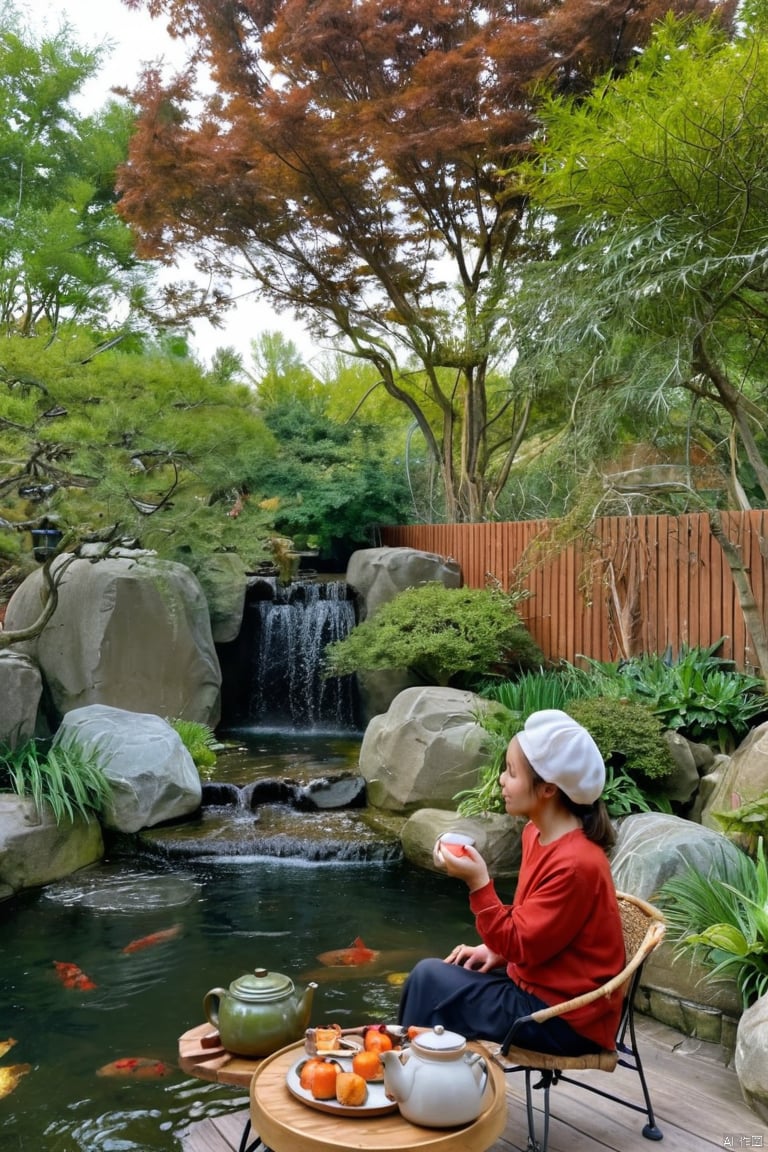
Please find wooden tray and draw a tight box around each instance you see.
[286,1055,396,1118]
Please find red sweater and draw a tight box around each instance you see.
[468,822,625,1050]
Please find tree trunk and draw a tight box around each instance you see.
[708,510,768,680]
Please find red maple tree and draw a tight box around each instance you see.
[118,0,732,521]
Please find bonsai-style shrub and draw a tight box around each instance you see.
[323,583,544,688]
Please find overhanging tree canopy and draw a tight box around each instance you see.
[117,0,722,521]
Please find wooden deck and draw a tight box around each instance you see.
[179,1017,768,1152]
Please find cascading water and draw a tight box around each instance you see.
[244,578,361,730]
[148,577,383,864]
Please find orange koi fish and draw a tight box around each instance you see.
[97,1057,173,1079]
[53,961,97,991]
[122,924,182,954]
[316,936,380,967]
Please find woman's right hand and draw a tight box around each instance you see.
[443,942,504,971]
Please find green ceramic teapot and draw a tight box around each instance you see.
[203,967,318,1058]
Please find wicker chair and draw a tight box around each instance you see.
[488,891,666,1152]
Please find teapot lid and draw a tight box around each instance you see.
[229,968,295,1002]
[412,1024,466,1052]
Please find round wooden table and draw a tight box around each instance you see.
[249,1039,509,1152]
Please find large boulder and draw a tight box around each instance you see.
[53,705,202,834]
[0,651,44,746]
[201,552,248,643]
[4,552,221,726]
[0,794,103,895]
[359,686,493,813]
[611,812,744,1047]
[662,730,712,806]
[735,994,768,1123]
[401,808,524,880]
[346,546,462,621]
[700,720,768,834]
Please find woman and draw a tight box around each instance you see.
[398,709,624,1055]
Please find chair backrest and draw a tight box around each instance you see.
[615,891,666,1000]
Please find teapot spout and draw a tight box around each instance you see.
[380,1048,412,1102]
[298,981,317,1028]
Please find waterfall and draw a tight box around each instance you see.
[238,579,361,731]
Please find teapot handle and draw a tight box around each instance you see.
[466,1052,488,1096]
[203,987,227,1029]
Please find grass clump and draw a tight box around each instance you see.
[0,738,111,823]
[168,718,219,774]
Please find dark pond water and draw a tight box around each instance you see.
[0,732,472,1152]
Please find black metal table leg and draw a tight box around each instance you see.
[238,1116,271,1152]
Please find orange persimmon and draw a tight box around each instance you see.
[335,1071,368,1107]
[310,1060,340,1100]
[364,1028,393,1053]
[299,1057,326,1091]
[352,1049,384,1081]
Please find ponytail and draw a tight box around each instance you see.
[529,763,616,852]
[561,795,616,853]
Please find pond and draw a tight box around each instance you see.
[0,732,474,1152]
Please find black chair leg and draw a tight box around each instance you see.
[624,1011,663,1141]
[524,1069,552,1152]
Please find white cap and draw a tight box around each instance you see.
[516,709,605,805]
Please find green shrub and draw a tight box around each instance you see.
[658,840,768,1009]
[0,739,111,823]
[323,584,544,688]
[567,697,675,784]
[581,643,768,753]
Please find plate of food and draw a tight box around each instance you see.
[286,1054,398,1117]
[304,1023,406,1059]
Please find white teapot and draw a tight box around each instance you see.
[380,1025,488,1127]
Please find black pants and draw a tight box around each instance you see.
[398,958,601,1055]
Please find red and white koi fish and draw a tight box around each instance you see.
[53,961,97,991]
[122,924,182,954]
[315,936,380,967]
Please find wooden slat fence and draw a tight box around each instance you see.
[379,511,768,672]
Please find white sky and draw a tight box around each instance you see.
[25,0,320,369]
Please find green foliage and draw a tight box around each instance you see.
[255,396,411,555]
[454,702,520,818]
[1,331,279,585]
[713,793,768,856]
[168,718,218,775]
[0,14,153,334]
[477,666,596,715]
[658,840,768,1009]
[0,738,110,823]
[566,697,676,784]
[581,645,768,752]
[323,584,543,688]
[508,14,768,518]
